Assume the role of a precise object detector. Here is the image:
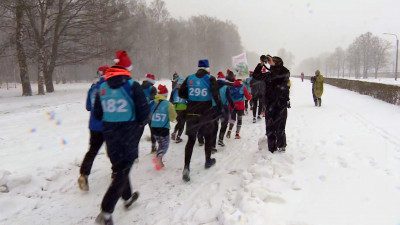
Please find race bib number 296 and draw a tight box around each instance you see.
[189,87,207,97]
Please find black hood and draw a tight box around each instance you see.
[142,80,154,89]
[106,76,131,89]
[195,69,209,78]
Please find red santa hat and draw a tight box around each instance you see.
[226,69,230,75]
[145,73,156,84]
[97,65,110,76]
[158,84,168,97]
[217,72,225,81]
[114,50,133,71]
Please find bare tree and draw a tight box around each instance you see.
[23,0,129,93]
[332,47,345,78]
[370,36,392,78]
[347,42,362,78]
[0,0,32,95]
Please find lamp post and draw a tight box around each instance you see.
[383,33,398,81]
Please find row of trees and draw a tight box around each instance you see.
[298,32,394,79]
[0,0,243,96]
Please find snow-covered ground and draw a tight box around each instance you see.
[1,78,400,225]
[328,77,400,86]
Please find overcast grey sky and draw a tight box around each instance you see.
[158,0,400,67]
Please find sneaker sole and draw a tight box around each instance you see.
[78,176,88,191]
[125,191,140,209]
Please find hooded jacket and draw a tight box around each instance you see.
[313,74,324,98]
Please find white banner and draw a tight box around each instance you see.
[232,53,249,77]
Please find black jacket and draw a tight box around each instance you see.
[141,80,157,101]
[179,69,222,116]
[252,63,290,109]
[250,75,266,98]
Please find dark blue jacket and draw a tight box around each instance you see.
[86,77,105,131]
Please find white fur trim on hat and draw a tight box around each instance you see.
[114,59,120,63]
[146,78,156,84]
[126,64,133,71]
[199,67,210,72]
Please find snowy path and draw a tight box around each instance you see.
[1,79,400,225]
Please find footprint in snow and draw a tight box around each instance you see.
[290,181,302,191]
[337,157,348,168]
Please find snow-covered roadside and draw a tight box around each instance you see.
[330,77,400,86]
[1,79,400,225]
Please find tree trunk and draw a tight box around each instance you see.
[44,70,54,92]
[45,35,60,93]
[37,45,46,95]
[16,0,32,96]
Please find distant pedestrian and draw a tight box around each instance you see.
[313,70,324,107]
[311,73,317,106]
[301,72,304,82]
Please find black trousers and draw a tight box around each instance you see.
[265,106,287,152]
[173,110,186,137]
[80,130,104,176]
[184,115,214,167]
[101,122,141,213]
[229,109,244,134]
[312,88,317,105]
[252,96,264,118]
[218,105,230,141]
[211,120,219,147]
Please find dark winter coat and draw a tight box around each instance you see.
[86,77,104,131]
[250,75,266,98]
[252,62,290,109]
[179,69,222,116]
[141,80,157,101]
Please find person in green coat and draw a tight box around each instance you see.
[313,70,324,107]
